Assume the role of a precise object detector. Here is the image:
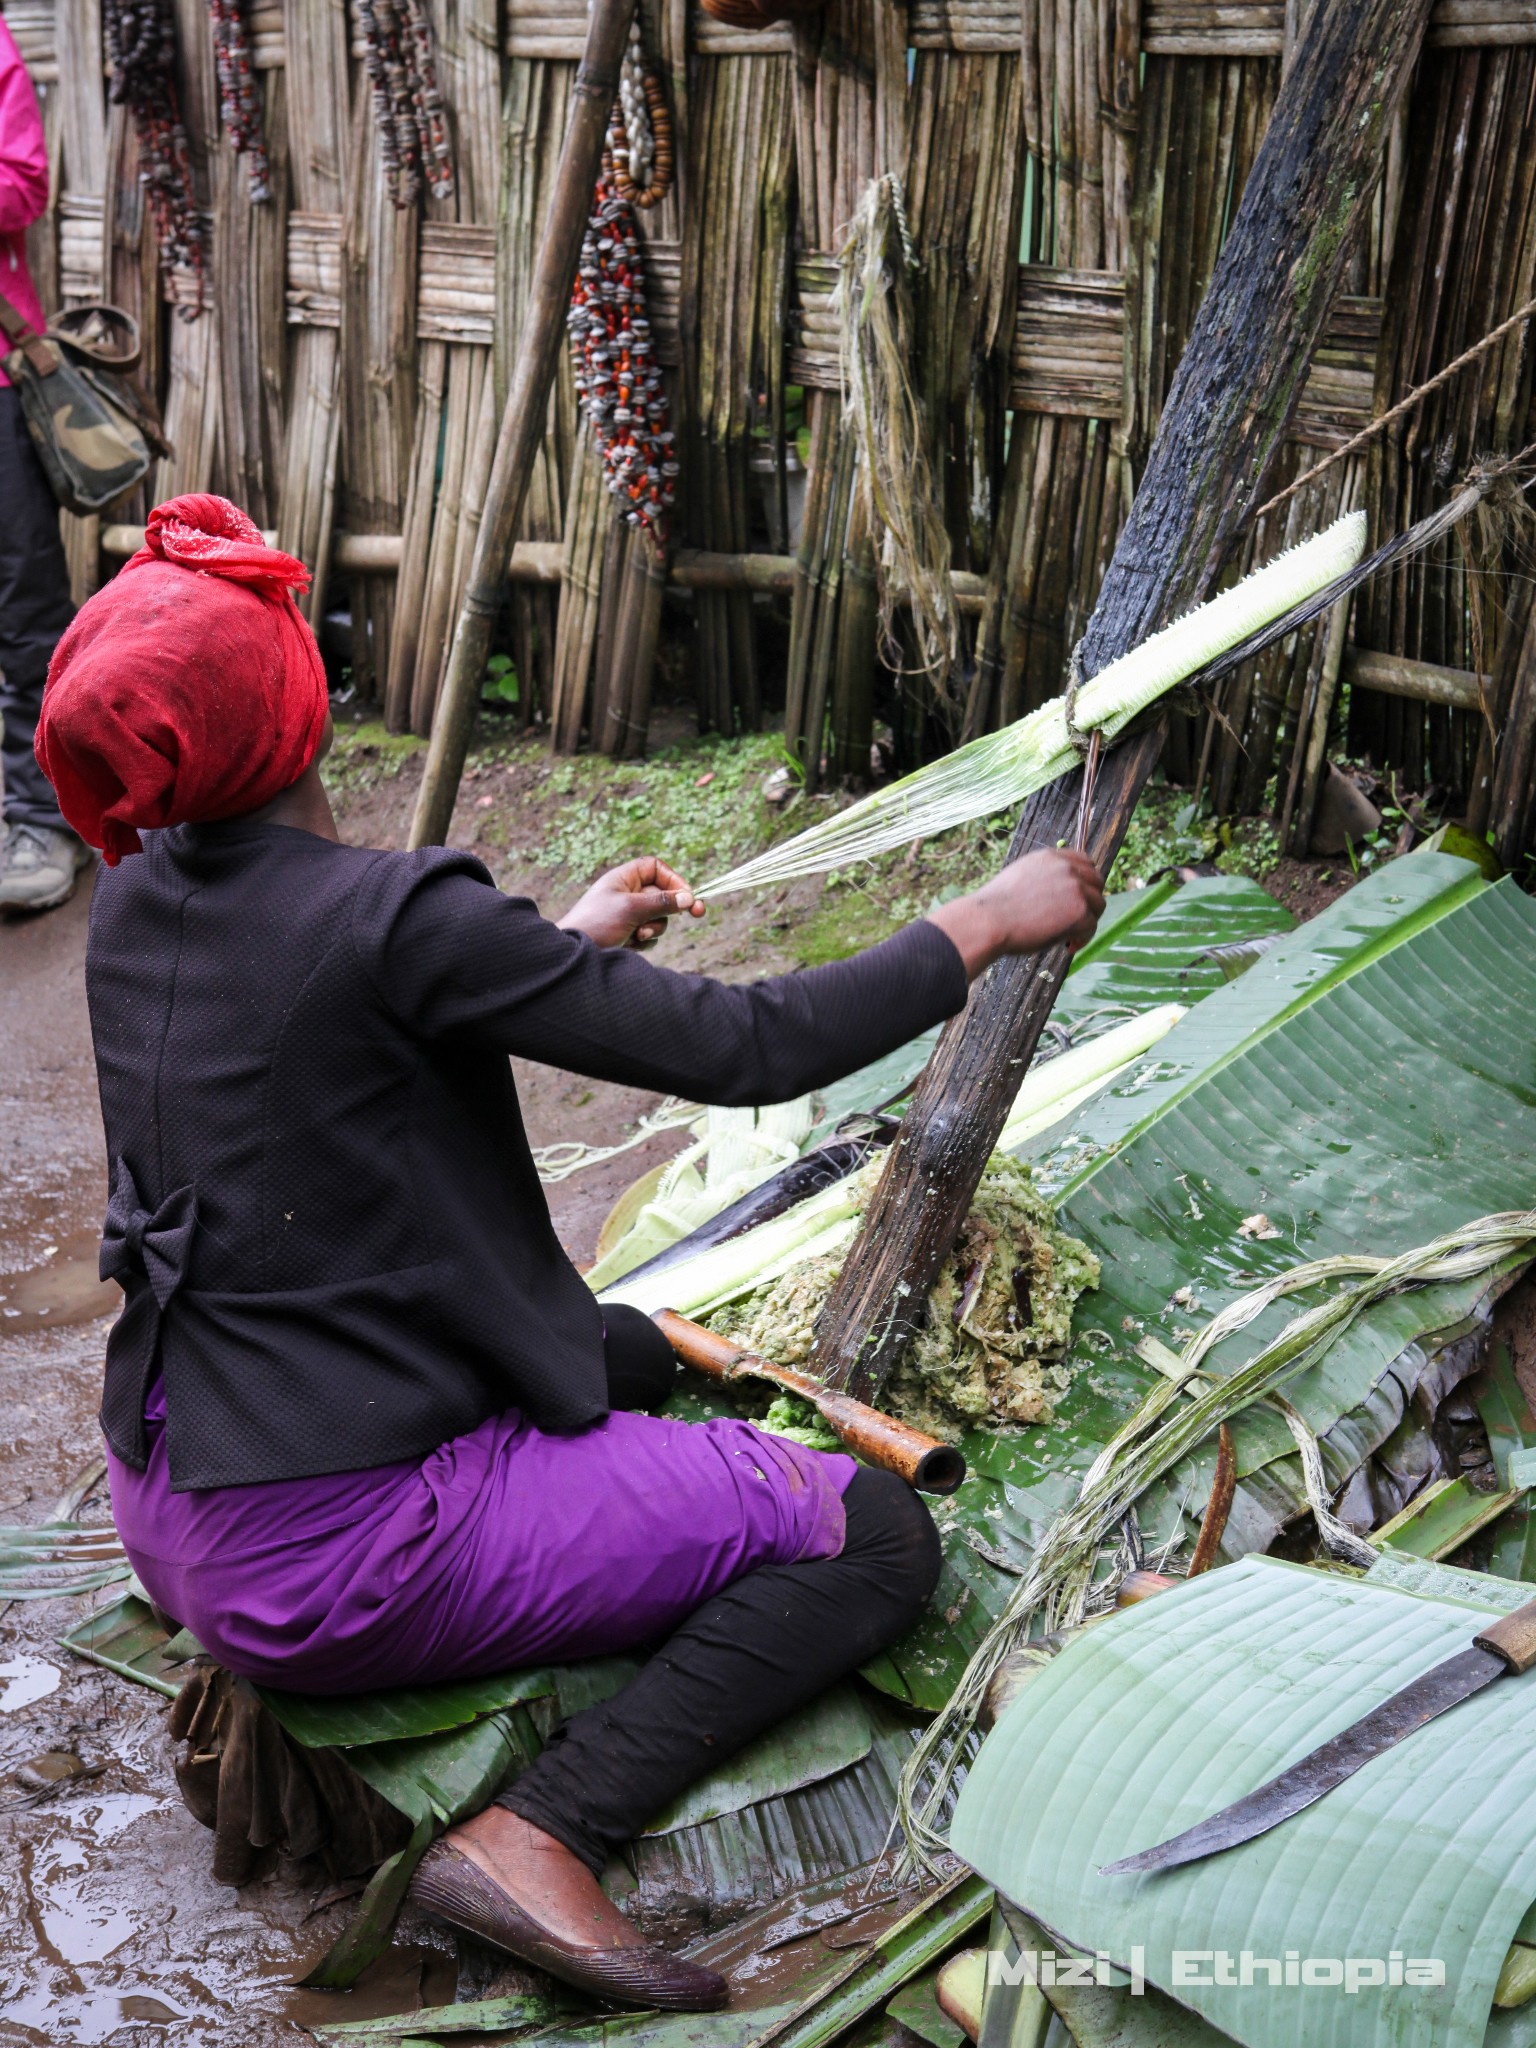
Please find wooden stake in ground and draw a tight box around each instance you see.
[407,0,638,849]
[811,0,1435,1403]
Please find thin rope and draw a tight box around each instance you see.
[530,1096,699,1183]
[1266,1391,1378,1569]
[1254,293,1536,520]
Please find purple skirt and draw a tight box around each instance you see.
[107,1393,856,1693]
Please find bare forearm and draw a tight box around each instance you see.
[925,847,1105,978]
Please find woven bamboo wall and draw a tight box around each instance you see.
[16,0,1536,852]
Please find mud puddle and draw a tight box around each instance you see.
[0,1225,118,1337]
[0,1669,460,2046]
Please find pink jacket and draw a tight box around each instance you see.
[0,16,49,390]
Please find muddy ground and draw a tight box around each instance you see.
[0,724,1361,2046]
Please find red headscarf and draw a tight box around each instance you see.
[36,494,329,864]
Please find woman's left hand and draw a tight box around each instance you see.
[557,857,708,951]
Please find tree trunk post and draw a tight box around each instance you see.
[812,0,1434,1400]
[407,0,637,850]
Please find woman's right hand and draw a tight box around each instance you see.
[926,848,1106,979]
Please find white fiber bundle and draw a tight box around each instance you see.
[703,511,1367,896]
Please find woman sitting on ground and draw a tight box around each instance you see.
[39,496,1104,2013]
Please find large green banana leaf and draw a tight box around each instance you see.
[1054,874,1294,1024]
[950,1554,1536,2048]
[1025,853,1486,1189]
[1051,860,1533,1469]
[805,877,1293,1143]
[259,1668,559,1747]
[870,854,1536,1708]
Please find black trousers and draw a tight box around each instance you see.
[0,388,74,830]
[502,1306,942,1874]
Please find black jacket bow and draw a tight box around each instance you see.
[99,1160,197,1468]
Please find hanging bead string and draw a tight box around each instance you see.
[609,21,672,209]
[569,176,678,545]
[206,0,271,201]
[567,20,677,546]
[358,0,456,209]
[104,0,207,315]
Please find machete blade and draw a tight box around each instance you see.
[1099,1643,1505,1876]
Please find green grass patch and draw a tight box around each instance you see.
[323,721,426,797]
[533,733,798,882]
[1106,783,1282,890]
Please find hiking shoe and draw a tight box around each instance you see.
[0,824,92,914]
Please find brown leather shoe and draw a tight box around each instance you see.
[408,1840,729,2012]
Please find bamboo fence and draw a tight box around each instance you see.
[18,0,1536,855]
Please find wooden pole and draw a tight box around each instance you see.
[407,0,637,849]
[810,0,1434,1402]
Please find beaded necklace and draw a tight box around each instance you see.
[357,0,456,208]
[566,20,678,546]
[104,0,207,313]
[207,0,270,201]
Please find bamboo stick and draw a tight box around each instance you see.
[499,58,579,727]
[339,50,416,700]
[409,0,637,842]
[549,429,623,751]
[385,342,448,730]
[1343,645,1487,710]
[276,0,352,623]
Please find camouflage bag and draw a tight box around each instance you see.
[0,292,158,515]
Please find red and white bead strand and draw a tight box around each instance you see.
[567,21,677,547]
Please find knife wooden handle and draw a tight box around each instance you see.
[1473,1597,1536,1673]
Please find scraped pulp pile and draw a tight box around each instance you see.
[714,1155,1100,1442]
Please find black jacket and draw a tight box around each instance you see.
[87,822,968,1489]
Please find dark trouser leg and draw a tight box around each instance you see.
[500,1467,941,1873]
[602,1303,680,1413]
[0,389,74,830]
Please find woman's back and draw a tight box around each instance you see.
[88,820,609,1488]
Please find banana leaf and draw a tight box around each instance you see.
[1027,852,1485,1190]
[1476,1340,1536,1586]
[868,856,1536,1707]
[805,877,1294,1145]
[260,1668,559,1748]
[0,1520,131,1599]
[1375,1477,1522,1559]
[341,1710,539,1831]
[58,1592,192,1698]
[996,1904,1230,2047]
[643,1684,873,1834]
[625,1692,922,1927]
[308,1995,567,2044]
[301,1706,544,1990]
[950,1555,1536,2048]
[1053,875,1294,1024]
[884,1966,969,2048]
[1474,1341,1536,1492]
[1051,864,1534,1445]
